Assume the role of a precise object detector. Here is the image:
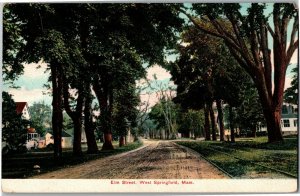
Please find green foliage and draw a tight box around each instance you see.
[62,112,73,130]
[2,91,28,153]
[177,109,205,138]
[171,24,265,135]
[5,4,184,148]
[149,98,180,139]
[112,83,140,137]
[28,101,52,136]
[2,6,26,84]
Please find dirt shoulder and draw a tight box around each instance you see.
[32,140,229,179]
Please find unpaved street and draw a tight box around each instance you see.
[33,140,228,179]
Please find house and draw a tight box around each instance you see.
[42,130,73,148]
[25,127,40,150]
[15,102,41,149]
[258,103,298,135]
[280,103,298,135]
[15,102,30,120]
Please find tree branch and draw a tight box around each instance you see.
[267,24,275,38]
[226,43,252,75]
[260,20,272,97]
[62,74,76,120]
[290,17,298,49]
[287,39,298,63]
[273,4,282,43]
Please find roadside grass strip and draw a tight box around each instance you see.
[176,136,298,178]
[2,140,143,179]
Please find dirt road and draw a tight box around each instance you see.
[33,140,228,179]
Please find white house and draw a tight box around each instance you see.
[258,103,298,135]
[15,102,30,120]
[280,103,298,134]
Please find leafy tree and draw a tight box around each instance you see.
[235,82,266,137]
[112,83,140,147]
[177,109,205,139]
[85,4,183,149]
[28,101,52,136]
[63,112,73,130]
[170,25,242,141]
[2,91,28,154]
[149,99,179,139]
[4,3,183,155]
[180,3,298,142]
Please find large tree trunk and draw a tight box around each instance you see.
[51,64,62,158]
[263,109,283,142]
[204,104,211,140]
[209,102,217,141]
[62,73,84,156]
[255,71,284,143]
[229,105,235,142]
[93,80,114,150]
[216,99,225,141]
[84,92,98,154]
[72,117,82,156]
[103,132,114,150]
[119,135,125,147]
[79,18,98,153]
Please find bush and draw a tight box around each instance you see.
[46,143,54,150]
[256,131,267,137]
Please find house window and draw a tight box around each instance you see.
[283,119,290,127]
[294,120,298,127]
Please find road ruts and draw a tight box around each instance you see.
[33,140,229,179]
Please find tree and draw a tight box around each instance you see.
[112,83,140,147]
[180,3,298,142]
[2,91,28,154]
[170,25,243,141]
[85,4,183,149]
[4,4,184,154]
[28,101,52,136]
[149,99,179,139]
[235,82,265,137]
[177,109,205,139]
[4,4,74,157]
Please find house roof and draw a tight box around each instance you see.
[16,102,27,114]
[47,130,72,138]
[282,113,297,119]
[62,131,72,137]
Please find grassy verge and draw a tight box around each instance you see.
[176,136,298,178]
[2,140,143,179]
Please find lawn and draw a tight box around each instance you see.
[2,140,143,179]
[176,135,298,178]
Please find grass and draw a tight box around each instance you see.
[2,140,143,179]
[176,136,298,178]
